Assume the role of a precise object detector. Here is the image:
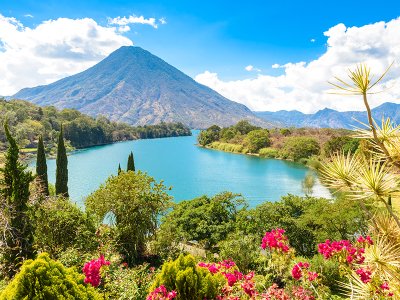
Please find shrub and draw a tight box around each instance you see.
[33,197,97,257]
[281,137,320,161]
[245,129,271,153]
[259,147,279,158]
[209,142,244,153]
[155,192,246,252]
[218,233,260,273]
[323,136,359,156]
[0,253,101,300]
[149,254,225,300]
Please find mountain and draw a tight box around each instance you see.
[254,102,400,129]
[13,46,272,129]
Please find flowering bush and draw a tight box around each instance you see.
[82,254,110,287]
[261,228,290,253]
[147,285,177,300]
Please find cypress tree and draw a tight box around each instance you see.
[118,163,122,175]
[55,126,69,197]
[127,151,135,172]
[36,135,49,195]
[0,122,34,277]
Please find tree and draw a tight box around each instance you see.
[118,163,122,175]
[85,171,172,264]
[245,129,271,153]
[55,126,68,197]
[0,123,34,277]
[127,151,135,171]
[155,192,247,255]
[281,137,320,161]
[301,172,315,196]
[234,120,259,135]
[36,135,49,195]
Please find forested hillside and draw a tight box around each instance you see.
[0,99,191,152]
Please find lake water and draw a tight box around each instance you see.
[30,131,331,207]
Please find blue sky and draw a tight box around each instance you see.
[1,0,400,112]
[2,0,398,79]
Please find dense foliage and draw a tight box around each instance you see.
[55,126,69,197]
[198,120,353,162]
[0,253,101,299]
[0,99,191,151]
[33,197,97,257]
[35,135,49,195]
[150,254,225,300]
[0,123,34,277]
[86,171,173,264]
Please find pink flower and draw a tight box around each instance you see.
[356,267,372,283]
[380,282,390,290]
[147,285,177,300]
[261,228,290,253]
[82,255,110,287]
[307,272,318,282]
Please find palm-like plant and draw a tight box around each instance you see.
[323,63,400,299]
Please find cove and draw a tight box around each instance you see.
[30,131,331,207]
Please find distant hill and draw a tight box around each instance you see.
[254,102,400,129]
[14,46,272,129]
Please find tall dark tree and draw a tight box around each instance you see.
[55,126,69,197]
[0,123,34,277]
[118,163,122,175]
[127,151,135,172]
[36,135,49,195]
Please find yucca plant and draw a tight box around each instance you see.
[322,63,400,299]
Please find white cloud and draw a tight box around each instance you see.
[245,65,261,72]
[271,63,281,69]
[24,14,34,18]
[196,18,400,113]
[0,14,133,95]
[108,15,166,32]
[310,38,316,42]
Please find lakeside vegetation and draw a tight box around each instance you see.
[0,99,191,154]
[198,121,359,166]
[0,64,399,299]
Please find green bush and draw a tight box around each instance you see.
[150,254,225,300]
[0,253,101,300]
[218,232,260,273]
[33,197,97,257]
[281,137,320,161]
[209,142,244,153]
[259,147,279,158]
[323,136,359,156]
[245,129,271,153]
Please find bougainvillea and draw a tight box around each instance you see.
[261,228,290,253]
[147,285,177,300]
[82,254,110,287]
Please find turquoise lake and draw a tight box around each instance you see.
[30,131,331,207]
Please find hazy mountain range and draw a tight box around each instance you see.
[13,46,272,129]
[254,102,400,129]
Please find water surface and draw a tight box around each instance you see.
[31,131,331,207]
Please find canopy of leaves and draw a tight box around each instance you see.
[33,197,97,257]
[280,137,320,161]
[156,192,247,253]
[0,99,191,151]
[85,171,172,264]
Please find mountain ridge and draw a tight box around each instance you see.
[254,102,400,129]
[14,46,273,129]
